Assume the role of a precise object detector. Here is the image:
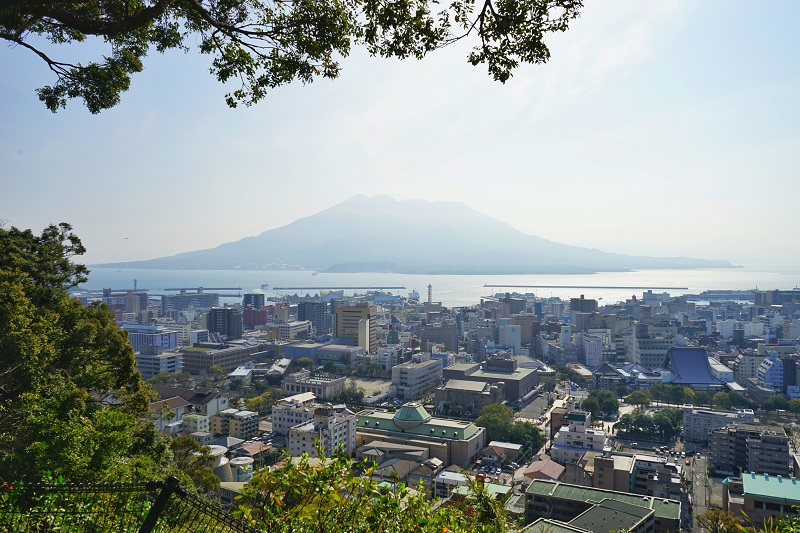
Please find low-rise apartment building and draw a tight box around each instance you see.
[682,405,755,443]
[209,408,259,439]
[272,392,319,435]
[708,423,790,476]
[551,411,609,465]
[287,405,357,457]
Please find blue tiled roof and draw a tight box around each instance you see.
[666,347,723,385]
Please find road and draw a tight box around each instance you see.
[690,455,708,530]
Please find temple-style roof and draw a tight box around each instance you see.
[665,347,724,385]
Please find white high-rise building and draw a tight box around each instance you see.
[499,325,522,353]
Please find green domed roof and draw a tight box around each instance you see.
[392,402,432,429]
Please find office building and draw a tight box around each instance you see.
[335,303,377,353]
[243,307,270,329]
[282,370,347,399]
[267,320,312,340]
[207,307,243,340]
[122,324,178,353]
[569,296,598,326]
[511,313,540,345]
[135,345,182,379]
[389,354,443,401]
[242,293,265,309]
[180,342,269,374]
[161,291,220,314]
[298,301,330,335]
[419,321,458,353]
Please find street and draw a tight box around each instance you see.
[689,455,709,530]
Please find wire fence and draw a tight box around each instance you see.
[0,476,260,533]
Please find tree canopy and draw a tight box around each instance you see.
[1,0,583,113]
[475,403,544,452]
[625,390,650,411]
[582,389,618,419]
[0,223,170,483]
[235,449,509,532]
[696,508,740,533]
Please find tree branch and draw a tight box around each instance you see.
[0,31,77,77]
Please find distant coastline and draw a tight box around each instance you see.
[79,266,800,308]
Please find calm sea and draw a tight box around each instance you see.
[81,266,800,308]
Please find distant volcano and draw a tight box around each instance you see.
[98,195,735,274]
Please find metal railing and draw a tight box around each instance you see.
[0,476,260,533]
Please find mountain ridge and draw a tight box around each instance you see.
[96,196,735,274]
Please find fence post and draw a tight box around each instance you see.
[138,477,181,533]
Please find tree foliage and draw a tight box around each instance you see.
[625,390,651,410]
[647,383,696,406]
[234,449,509,532]
[614,407,682,442]
[245,386,284,414]
[696,508,740,533]
[694,390,712,407]
[475,403,544,452]
[169,435,220,493]
[1,0,583,113]
[714,391,733,410]
[0,223,169,483]
[330,381,366,404]
[291,357,315,370]
[583,389,618,419]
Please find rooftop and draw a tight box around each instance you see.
[452,482,511,499]
[569,498,653,533]
[357,406,482,440]
[525,480,681,520]
[442,379,492,392]
[523,519,591,533]
[666,346,725,385]
[741,473,800,502]
[472,367,536,380]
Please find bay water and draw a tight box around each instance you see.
[82,266,800,308]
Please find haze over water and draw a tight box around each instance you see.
[83,267,800,308]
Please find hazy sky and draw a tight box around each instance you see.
[2,0,798,268]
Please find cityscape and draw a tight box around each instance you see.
[75,281,800,532]
[3,0,798,531]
